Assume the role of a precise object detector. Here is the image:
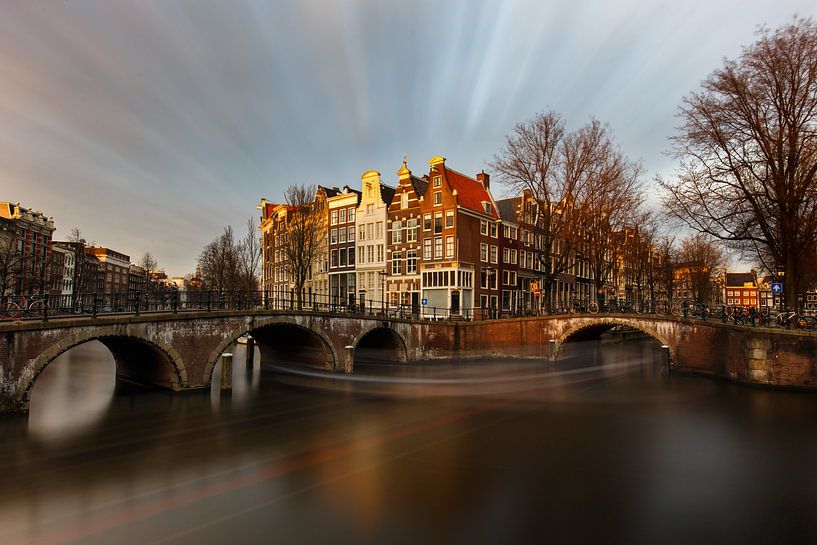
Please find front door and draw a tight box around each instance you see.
[451,290,460,315]
[411,292,420,316]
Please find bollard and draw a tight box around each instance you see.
[661,345,671,372]
[220,353,233,390]
[245,337,255,369]
[344,345,354,373]
[548,339,558,361]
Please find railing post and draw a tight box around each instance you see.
[134,291,140,316]
[172,290,178,313]
[207,290,212,313]
[42,293,49,323]
[92,293,98,319]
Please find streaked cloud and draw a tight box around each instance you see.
[0,0,814,273]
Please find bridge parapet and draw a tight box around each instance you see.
[3,312,817,414]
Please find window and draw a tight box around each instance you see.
[424,238,432,260]
[480,220,488,236]
[424,214,432,231]
[481,243,488,262]
[503,248,510,263]
[348,247,355,266]
[376,222,383,238]
[367,204,374,215]
[392,221,403,243]
[359,225,366,240]
[392,252,402,275]
[378,244,384,262]
[434,213,442,234]
[348,208,355,222]
[331,228,338,244]
[339,248,347,267]
[484,203,491,214]
[401,193,409,209]
[331,210,338,225]
[433,175,442,188]
[339,228,346,243]
[511,249,517,265]
[434,191,442,206]
[434,237,443,259]
[445,210,454,228]
[366,223,372,240]
[339,209,346,223]
[446,236,455,259]
[490,223,498,238]
[407,250,417,274]
[490,245,498,263]
[348,226,355,242]
[504,225,510,238]
[358,245,365,264]
[331,249,338,268]
[407,218,417,242]
[368,245,374,263]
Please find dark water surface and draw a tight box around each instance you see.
[2,336,817,545]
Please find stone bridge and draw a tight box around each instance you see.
[3,310,817,413]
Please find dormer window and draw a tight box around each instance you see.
[433,176,442,188]
[483,202,491,214]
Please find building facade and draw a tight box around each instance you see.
[0,202,56,296]
[385,159,428,313]
[87,247,131,295]
[412,156,494,318]
[355,170,394,308]
[327,186,360,307]
[724,272,758,309]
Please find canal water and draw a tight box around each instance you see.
[2,334,817,544]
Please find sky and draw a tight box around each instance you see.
[1,1,815,276]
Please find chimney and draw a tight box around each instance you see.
[476,170,490,190]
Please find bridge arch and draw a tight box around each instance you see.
[203,316,339,383]
[16,328,187,407]
[352,325,408,364]
[556,317,675,362]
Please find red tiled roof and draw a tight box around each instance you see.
[444,168,497,218]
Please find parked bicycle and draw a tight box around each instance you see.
[0,294,48,319]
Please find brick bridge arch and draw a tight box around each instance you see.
[202,316,340,383]
[555,317,676,362]
[15,327,187,408]
[352,325,409,363]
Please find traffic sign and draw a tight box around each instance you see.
[421,298,427,306]
[770,282,783,294]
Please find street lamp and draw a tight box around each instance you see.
[377,270,387,313]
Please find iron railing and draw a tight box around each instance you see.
[0,291,802,329]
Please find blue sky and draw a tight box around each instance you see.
[1,1,815,275]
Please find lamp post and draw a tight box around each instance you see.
[378,270,387,313]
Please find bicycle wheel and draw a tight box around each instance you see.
[670,304,681,316]
[588,302,599,314]
[27,300,46,318]
[0,301,21,319]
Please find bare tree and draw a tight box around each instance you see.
[493,112,642,310]
[198,226,241,292]
[654,234,678,305]
[676,234,726,305]
[238,218,261,292]
[280,184,323,308]
[0,233,20,296]
[67,227,85,244]
[138,252,159,294]
[660,18,817,310]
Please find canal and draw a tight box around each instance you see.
[2,334,817,544]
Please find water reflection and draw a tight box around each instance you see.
[5,334,817,544]
[27,340,116,442]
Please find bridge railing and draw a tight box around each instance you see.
[0,292,797,329]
